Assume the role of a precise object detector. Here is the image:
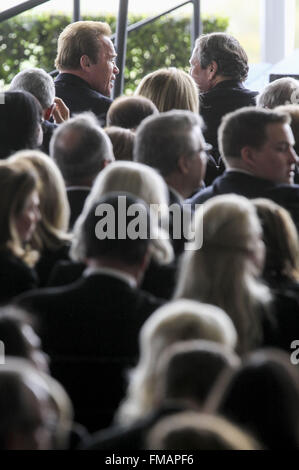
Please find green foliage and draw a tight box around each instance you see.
[0,12,228,93]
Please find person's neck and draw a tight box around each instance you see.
[165,175,191,200]
[59,69,89,84]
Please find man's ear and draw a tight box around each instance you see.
[241,146,258,171]
[177,154,190,175]
[80,55,91,71]
[208,60,218,80]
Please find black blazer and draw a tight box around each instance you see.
[0,249,38,304]
[16,272,163,431]
[191,171,299,231]
[55,73,112,124]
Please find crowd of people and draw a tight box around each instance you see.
[1,19,299,450]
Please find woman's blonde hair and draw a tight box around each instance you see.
[0,159,39,266]
[9,150,71,252]
[175,194,272,354]
[253,198,299,282]
[71,161,174,264]
[135,67,199,113]
[115,299,237,425]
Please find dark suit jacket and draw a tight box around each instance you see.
[55,73,112,124]
[200,80,258,185]
[0,249,38,304]
[190,171,299,231]
[16,272,163,431]
[67,187,90,229]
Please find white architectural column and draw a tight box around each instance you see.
[261,0,296,63]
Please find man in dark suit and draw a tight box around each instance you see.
[50,112,114,228]
[190,33,258,184]
[134,110,210,255]
[16,194,163,430]
[190,107,299,230]
[54,21,119,124]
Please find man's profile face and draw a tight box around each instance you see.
[87,36,119,97]
[249,122,298,184]
[189,48,211,92]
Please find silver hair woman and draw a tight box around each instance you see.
[71,160,174,265]
[175,194,272,354]
[115,299,237,425]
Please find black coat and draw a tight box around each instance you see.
[191,171,299,231]
[0,249,38,304]
[16,272,163,431]
[55,73,112,125]
[200,80,258,185]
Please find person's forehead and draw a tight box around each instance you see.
[264,121,293,143]
[98,35,116,56]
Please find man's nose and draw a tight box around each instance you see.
[114,64,120,75]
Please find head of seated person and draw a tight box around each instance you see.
[71,192,154,285]
[154,339,240,410]
[106,95,158,130]
[134,110,208,199]
[135,67,199,113]
[105,126,135,161]
[0,91,43,159]
[253,198,299,284]
[218,106,298,184]
[8,150,71,257]
[55,21,119,98]
[50,112,115,188]
[190,32,249,92]
[206,348,299,449]
[0,159,41,266]
[10,68,55,121]
[258,77,299,109]
[0,358,73,450]
[115,299,237,425]
[0,305,49,372]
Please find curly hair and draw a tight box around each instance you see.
[194,33,249,82]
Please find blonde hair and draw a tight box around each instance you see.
[253,198,299,282]
[146,411,261,450]
[135,67,199,113]
[175,194,272,354]
[0,159,39,266]
[115,299,237,425]
[9,150,71,252]
[71,161,174,264]
[55,21,111,70]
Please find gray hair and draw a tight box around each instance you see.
[10,68,55,110]
[134,110,204,177]
[193,33,249,82]
[50,112,114,185]
[258,77,299,109]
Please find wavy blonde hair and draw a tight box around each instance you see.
[115,299,237,425]
[9,150,71,252]
[175,194,272,354]
[135,67,199,113]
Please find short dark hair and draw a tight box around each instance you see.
[81,192,151,265]
[219,107,290,162]
[0,91,42,159]
[194,33,249,82]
